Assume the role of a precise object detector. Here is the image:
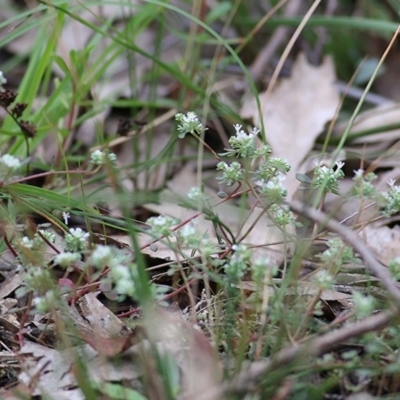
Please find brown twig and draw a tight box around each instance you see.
[199,309,397,399]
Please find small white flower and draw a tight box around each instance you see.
[184,111,199,123]
[111,263,136,295]
[313,160,323,167]
[38,229,56,244]
[179,223,197,239]
[64,228,90,252]
[233,124,243,133]
[187,187,202,201]
[0,154,21,170]
[89,245,114,268]
[90,149,117,165]
[146,215,177,236]
[175,112,205,138]
[54,252,81,268]
[353,169,364,179]
[69,227,89,239]
[335,161,345,170]
[62,212,70,225]
[19,236,34,249]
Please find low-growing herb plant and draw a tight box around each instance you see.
[1,10,400,394]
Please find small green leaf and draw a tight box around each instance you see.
[296,173,312,184]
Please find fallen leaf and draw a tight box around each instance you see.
[77,293,133,356]
[359,224,400,266]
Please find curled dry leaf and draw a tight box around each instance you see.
[76,293,133,356]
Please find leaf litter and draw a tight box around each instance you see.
[2,1,400,399]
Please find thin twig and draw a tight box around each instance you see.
[232,309,396,395]
[199,309,397,399]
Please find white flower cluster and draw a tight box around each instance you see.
[55,240,137,297]
[228,124,260,158]
[64,228,90,252]
[90,149,117,165]
[312,161,345,194]
[319,237,355,267]
[224,244,251,280]
[216,161,243,186]
[256,174,287,204]
[146,215,177,237]
[175,111,205,138]
[17,230,56,252]
[0,153,22,182]
[383,179,400,216]
[54,252,81,268]
[187,186,209,205]
[110,263,137,295]
[88,244,137,296]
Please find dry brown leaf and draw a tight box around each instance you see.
[143,306,222,400]
[359,224,400,266]
[241,53,340,198]
[19,340,142,398]
[0,273,23,300]
[19,341,83,399]
[77,293,133,356]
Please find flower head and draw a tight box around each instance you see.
[110,263,137,296]
[64,228,89,252]
[382,180,400,216]
[54,252,81,268]
[224,244,251,280]
[175,112,205,138]
[0,153,22,182]
[256,174,287,204]
[146,215,177,237]
[216,161,243,186]
[225,124,260,158]
[312,161,345,195]
[90,149,117,165]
